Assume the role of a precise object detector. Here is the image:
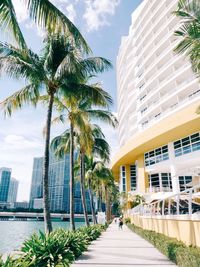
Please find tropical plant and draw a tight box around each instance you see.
[174,0,200,76]
[51,94,117,228]
[0,34,111,233]
[84,157,116,223]
[2,225,108,267]
[0,0,89,52]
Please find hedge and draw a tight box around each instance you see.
[0,224,109,267]
[127,223,200,267]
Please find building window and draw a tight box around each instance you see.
[130,165,137,191]
[121,166,126,192]
[148,174,159,192]
[145,145,169,166]
[174,132,200,157]
[161,173,172,191]
[141,107,147,114]
[140,94,146,101]
[179,176,192,191]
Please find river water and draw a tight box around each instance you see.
[1,220,86,255]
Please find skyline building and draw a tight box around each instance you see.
[0,168,11,202]
[29,153,91,214]
[7,177,19,203]
[112,0,200,201]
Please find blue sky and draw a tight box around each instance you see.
[0,0,142,201]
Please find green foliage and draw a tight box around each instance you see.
[2,225,106,267]
[124,218,131,224]
[127,223,200,266]
[77,225,103,242]
[0,255,20,267]
[19,230,75,267]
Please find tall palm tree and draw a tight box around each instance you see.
[174,0,200,75]
[0,35,112,233]
[0,0,90,52]
[50,95,117,229]
[84,157,107,224]
[51,124,111,227]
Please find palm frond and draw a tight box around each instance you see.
[0,0,27,49]
[87,109,118,128]
[24,0,90,53]
[80,57,112,75]
[0,83,40,116]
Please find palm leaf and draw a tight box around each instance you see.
[0,0,27,49]
[24,0,90,53]
[0,83,40,116]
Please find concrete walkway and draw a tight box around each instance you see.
[72,222,176,267]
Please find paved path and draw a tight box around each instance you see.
[72,222,176,267]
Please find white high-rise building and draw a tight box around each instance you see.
[112,0,200,198]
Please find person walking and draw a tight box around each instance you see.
[119,218,123,230]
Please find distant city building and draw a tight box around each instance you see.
[30,154,91,214]
[14,201,29,209]
[33,198,43,210]
[0,168,11,202]
[29,157,43,208]
[8,177,19,203]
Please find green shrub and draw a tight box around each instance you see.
[0,255,23,267]
[77,225,102,243]
[127,223,200,266]
[124,218,131,224]
[19,231,75,267]
[2,224,107,267]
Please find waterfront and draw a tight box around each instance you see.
[1,220,85,254]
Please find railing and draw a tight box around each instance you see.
[131,185,200,220]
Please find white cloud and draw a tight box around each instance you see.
[66,4,76,23]
[4,135,43,150]
[12,0,28,23]
[83,0,120,32]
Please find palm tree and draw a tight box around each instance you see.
[93,165,116,221]
[51,124,110,227]
[0,35,112,233]
[174,0,200,76]
[0,0,89,52]
[50,94,117,229]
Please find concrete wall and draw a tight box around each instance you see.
[130,215,200,247]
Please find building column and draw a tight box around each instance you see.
[159,173,163,192]
[168,142,180,194]
[136,155,148,193]
[125,165,131,192]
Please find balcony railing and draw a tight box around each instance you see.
[131,185,200,220]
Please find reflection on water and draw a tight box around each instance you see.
[1,220,85,254]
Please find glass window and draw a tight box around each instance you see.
[174,132,200,157]
[192,142,200,152]
[174,140,181,149]
[130,165,137,191]
[182,137,190,146]
[144,145,169,166]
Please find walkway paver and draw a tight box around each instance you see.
[72,222,177,267]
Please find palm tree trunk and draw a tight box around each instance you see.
[98,189,102,212]
[80,152,90,227]
[70,121,75,231]
[105,186,110,222]
[43,92,54,234]
[88,180,97,224]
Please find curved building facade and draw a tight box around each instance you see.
[112,0,200,200]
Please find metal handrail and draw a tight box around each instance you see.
[131,185,200,219]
